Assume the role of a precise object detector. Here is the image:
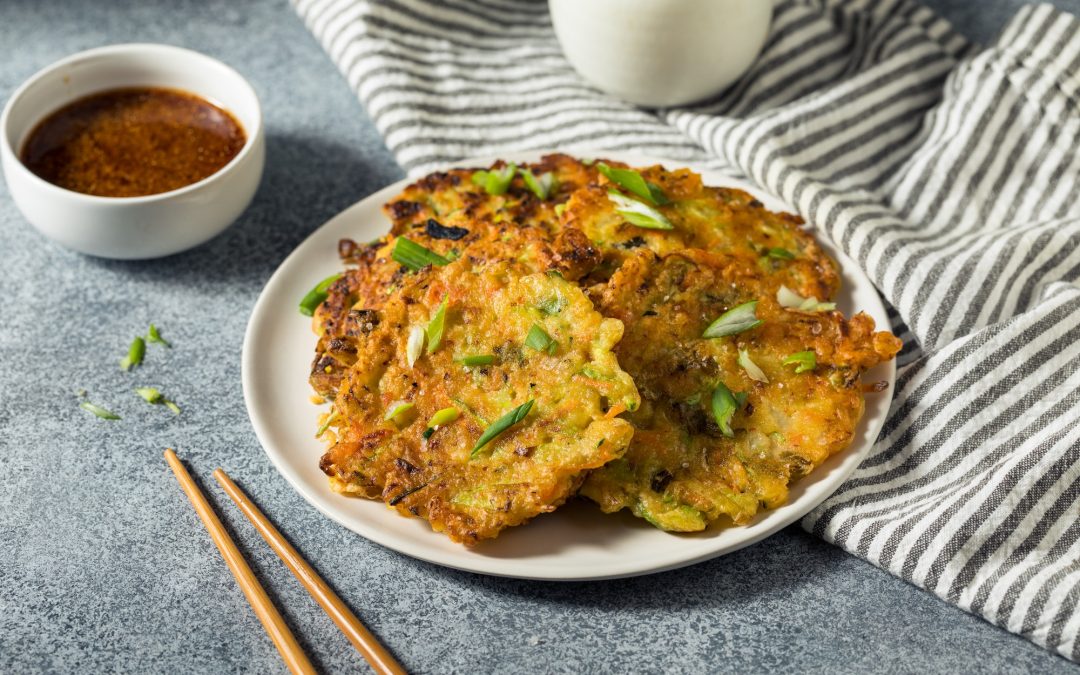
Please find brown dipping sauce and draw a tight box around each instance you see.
[20,87,245,198]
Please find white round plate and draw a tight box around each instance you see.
[242,152,895,581]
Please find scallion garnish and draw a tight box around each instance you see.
[471,163,517,195]
[135,386,181,414]
[384,400,416,423]
[606,190,673,230]
[81,401,120,420]
[392,237,451,272]
[406,326,425,367]
[422,406,460,439]
[766,248,795,260]
[521,169,556,200]
[426,294,449,354]
[738,349,769,383]
[524,323,557,355]
[459,354,495,367]
[471,399,534,456]
[536,294,566,315]
[777,285,836,312]
[147,323,171,347]
[783,350,817,374]
[136,387,163,403]
[120,336,146,371]
[710,383,747,438]
[316,409,338,437]
[702,301,763,338]
[299,273,342,317]
[554,203,566,217]
[597,163,669,205]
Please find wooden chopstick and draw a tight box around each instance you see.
[213,468,407,675]
[164,449,316,675]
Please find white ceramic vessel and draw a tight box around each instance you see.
[550,0,773,108]
[0,43,264,259]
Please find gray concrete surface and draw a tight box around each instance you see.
[2,0,1078,672]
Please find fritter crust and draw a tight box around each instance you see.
[318,259,640,544]
[563,162,840,300]
[579,249,901,531]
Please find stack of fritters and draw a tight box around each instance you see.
[309,154,901,544]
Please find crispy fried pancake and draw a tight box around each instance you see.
[563,163,840,301]
[318,259,639,544]
[580,249,900,531]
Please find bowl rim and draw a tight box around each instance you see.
[0,42,263,204]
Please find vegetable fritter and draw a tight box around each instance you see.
[318,258,639,544]
[580,249,901,531]
[563,162,840,300]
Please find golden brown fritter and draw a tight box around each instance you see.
[579,249,901,531]
[563,162,840,301]
[318,258,639,544]
[382,153,598,237]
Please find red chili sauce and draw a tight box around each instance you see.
[20,87,245,198]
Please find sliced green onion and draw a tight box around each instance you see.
[426,294,449,354]
[524,323,557,355]
[554,203,566,217]
[459,354,495,367]
[136,387,181,414]
[738,349,769,383]
[316,409,339,437]
[406,326,425,367]
[471,399,534,456]
[471,163,517,195]
[597,163,668,205]
[766,248,795,260]
[536,294,566,315]
[703,301,763,338]
[299,273,342,316]
[422,406,460,439]
[521,169,556,200]
[136,387,163,403]
[783,350,817,374]
[81,401,120,420]
[120,336,146,371]
[777,285,836,312]
[711,383,747,438]
[147,323,171,347]
[392,237,451,272]
[384,400,416,423]
[607,190,673,230]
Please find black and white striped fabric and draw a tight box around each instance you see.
[292,0,1080,660]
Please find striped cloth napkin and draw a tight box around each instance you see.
[292,0,1080,660]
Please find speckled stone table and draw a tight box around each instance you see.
[2,1,1079,673]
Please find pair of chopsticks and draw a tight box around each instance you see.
[164,449,406,675]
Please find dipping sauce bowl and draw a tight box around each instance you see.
[1,43,264,259]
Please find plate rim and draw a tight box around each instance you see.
[242,151,895,581]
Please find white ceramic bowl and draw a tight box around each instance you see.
[550,0,772,108]
[0,43,264,259]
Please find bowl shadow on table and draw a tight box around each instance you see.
[77,133,402,284]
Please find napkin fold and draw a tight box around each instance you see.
[293,0,1080,660]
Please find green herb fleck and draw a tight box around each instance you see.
[703,301,764,338]
[766,248,795,260]
[783,350,817,374]
[120,336,146,371]
[392,237,451,272]
[524,323,557,355]
[597,163,669,205]
[299,273,342,317]
[471,400,534,456]
[425,294,449,354]
[80,401,120,420]
[521,169,556,200]
[606,190,673,230]
[536,294,566,315]
[459,354,495,367]
[147,323,171,347]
